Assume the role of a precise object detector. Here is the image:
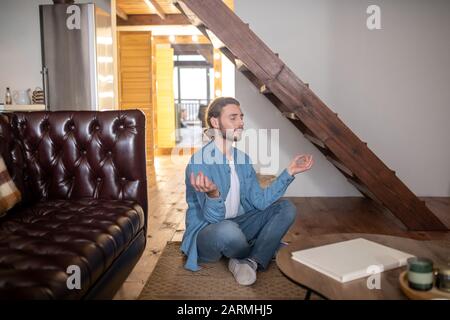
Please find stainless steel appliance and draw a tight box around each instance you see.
[39,2,114,110]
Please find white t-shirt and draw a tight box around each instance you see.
[225,159,240,219]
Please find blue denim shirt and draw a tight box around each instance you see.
[181,140,295,271]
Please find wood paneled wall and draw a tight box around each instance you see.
[155,44,176,148]
[118,31,154,164]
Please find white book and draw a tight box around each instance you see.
[291,238,415,283]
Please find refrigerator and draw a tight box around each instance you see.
[39,3,114,111]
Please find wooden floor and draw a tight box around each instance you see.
[113,155,450,300]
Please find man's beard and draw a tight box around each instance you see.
[219,127,243,142]
[216,118,243,142]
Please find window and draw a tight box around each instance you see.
[173,55,213,103]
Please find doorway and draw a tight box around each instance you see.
[174,50,214,148]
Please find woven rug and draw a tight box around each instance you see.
[138,241,309,300]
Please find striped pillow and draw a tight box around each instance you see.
[0,155,21,217]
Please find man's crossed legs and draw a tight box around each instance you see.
[197,199,297,285]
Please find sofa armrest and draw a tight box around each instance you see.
[9,110,148,222]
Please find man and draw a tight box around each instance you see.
[197,104,208,128]
[181,97,314,286]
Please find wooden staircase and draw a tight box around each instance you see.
[174,0,447,231]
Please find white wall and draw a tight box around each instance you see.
[221,52,235,97]
[0,0,49,98]
[235,0,450,197]
[0,0,111,103]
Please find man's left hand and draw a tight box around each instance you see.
[287,154,314,176]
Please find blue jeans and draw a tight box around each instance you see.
[196,199,297,270]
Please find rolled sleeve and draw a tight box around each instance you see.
[247,167,295,211]
[279,168,295,183]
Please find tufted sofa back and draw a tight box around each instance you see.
[0,110,148,217]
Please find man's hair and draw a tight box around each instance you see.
[205,97,240,129]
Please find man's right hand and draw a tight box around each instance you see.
[190,171,220,198]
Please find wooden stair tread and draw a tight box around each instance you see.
[282,112,299,120]
[347,178,382,205]
[326,156,354,177]
[205,29,225,48]
[260,84,270,94]
[304,134,327,149]
[235,59,249,72]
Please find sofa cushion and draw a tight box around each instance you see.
[0,199,145,299]
[0,155,22,217]
[0,114,27,203]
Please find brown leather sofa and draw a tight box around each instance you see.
[0,110,147,299]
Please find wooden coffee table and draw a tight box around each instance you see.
[276,233,450,300]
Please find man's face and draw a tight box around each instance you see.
[213,104,244,142]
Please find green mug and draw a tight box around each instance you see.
[407,257,434,291]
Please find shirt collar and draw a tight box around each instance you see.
[204,139,237,165]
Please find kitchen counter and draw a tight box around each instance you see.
[0,104,46,111]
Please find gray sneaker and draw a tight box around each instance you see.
[228,258,257,286]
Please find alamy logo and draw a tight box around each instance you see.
[366,265,382,290]
[366,5,382,30]
[170,129,280,173]
[66,5,81,30]
[66,265,81,290]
